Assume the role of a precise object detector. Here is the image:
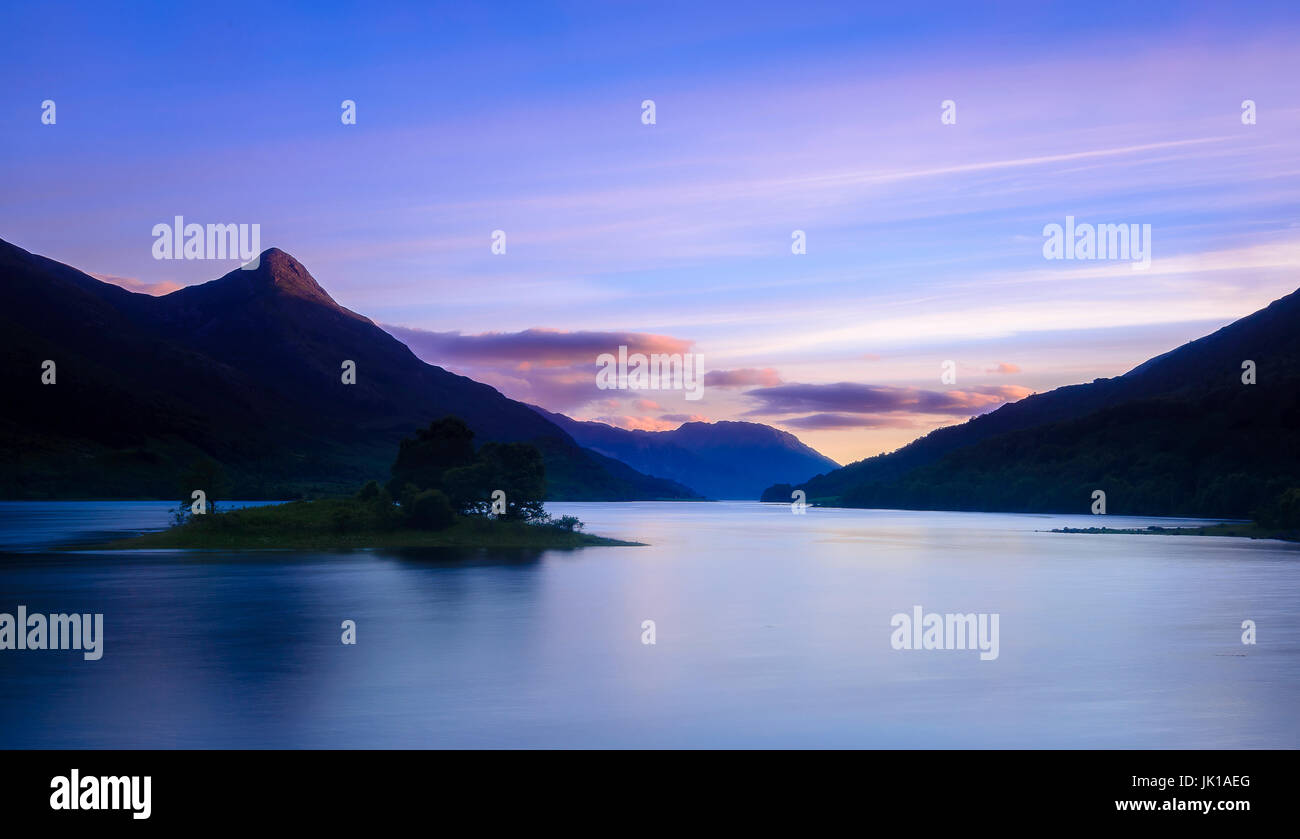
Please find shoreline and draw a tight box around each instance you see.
[72,501,645,551]
[80,526,643,551]
[1050,523,1299,543]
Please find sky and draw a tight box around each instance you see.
[3,0,1300,464]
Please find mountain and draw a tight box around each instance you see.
[0,239,699,501]
[532,408,839,499]
[765,287,1300,518]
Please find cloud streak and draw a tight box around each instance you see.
[779,413,919,430]
[705,368,783,388]
[384,326,692,366]
[745,382,1032,417]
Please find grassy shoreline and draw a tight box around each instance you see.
[1051,523,1300,543]
[78,499,643,551]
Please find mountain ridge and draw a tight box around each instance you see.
[532,407,839,499]
[767,285,1300,517]
[0,239,699,501]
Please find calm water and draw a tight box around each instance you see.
[0,500,1297,748]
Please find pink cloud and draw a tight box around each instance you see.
[90,273,183,296]
[385,324,702,413]
[705,367,783,388]
[385,325,692,366]
[591,415,685,432]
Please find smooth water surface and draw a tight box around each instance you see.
[0,501,1296,748]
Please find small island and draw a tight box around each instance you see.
[1051,521,1299,543]
[87,416,643,551]
[1045,489,1300,543]
[89,500,639,550]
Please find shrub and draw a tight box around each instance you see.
[1255,488,1300,530]
[330,503,362,534]
[407,489,456,531]
[551,515,583,532]
[397,482,420,509]
[356,481,399,528]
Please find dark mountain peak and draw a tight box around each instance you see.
[0,242,698,502]
[162,247,374,326]
[671,420,835,457]
[529,407,839,497]
[678,419,793,439]
[238,247,341,308]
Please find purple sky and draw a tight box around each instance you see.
[3,1,1299,463]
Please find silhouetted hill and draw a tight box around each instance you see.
[766,287,1300,517]
[533,408,839,499]
[0,239,699,501]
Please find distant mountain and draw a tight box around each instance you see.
[766,287,1300,518]
[532,408,839,499]
[0,239,698,501]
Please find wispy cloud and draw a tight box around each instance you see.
[384,326,692,366]
[6,2,1298,468]
[745,382,1032,417]
[705,368,783,388]
[779,413,919,430]
[385,324,704,414]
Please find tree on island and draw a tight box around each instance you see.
[387,415,476,498]
[1256,488,1300,531]
[388,416,548,525]
[154,416,575,541]
[444,442,546,521]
